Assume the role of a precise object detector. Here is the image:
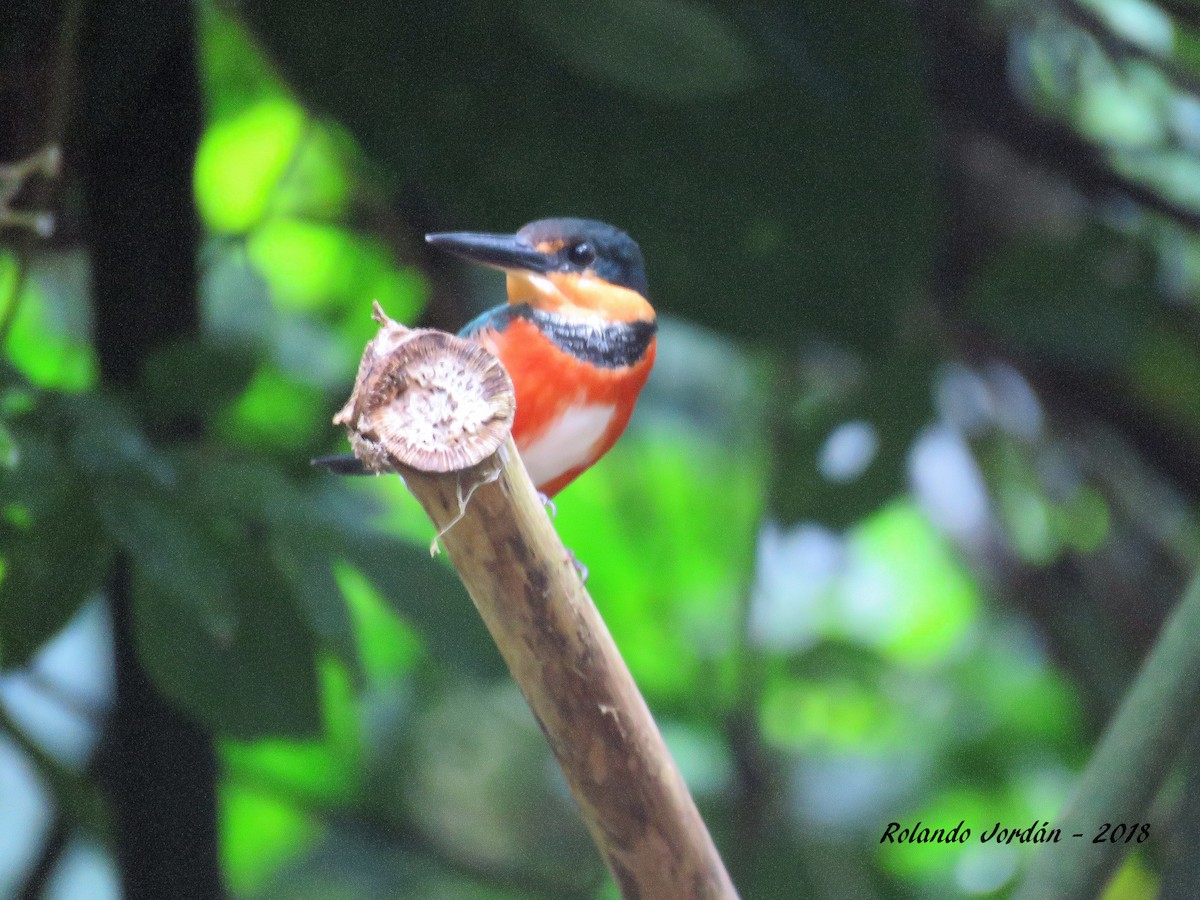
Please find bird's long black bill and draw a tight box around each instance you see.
[311,453,370,476]
[425,231,552,273]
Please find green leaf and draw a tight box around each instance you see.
[1128,324,1200,437]
[218,366,329,452]
[175,452,480,678]
[64,409,323,736]
[515,0,756,101]
[4,251,98,392]
[334,563,422,683]
[172,451,301,527]
[340,532,505,679]
[221,784,321,895]
[271,536,360,670]
[133,546,322,739]
[0,433,114,667]
[92,473,237,636]
[140,337,258,423]
[156,452,361,670]
[247,220,425,323]
[198,2,291,121]
[1077,65,1167,149]
[223,660,362,807]
[194,99,308,233]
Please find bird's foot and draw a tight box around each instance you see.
[564,547,588,583]
[538,491,557,519]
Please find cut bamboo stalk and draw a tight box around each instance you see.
[334,303,738,899]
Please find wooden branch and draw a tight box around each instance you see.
[1012,569,1200,899]
[335,303,738,900]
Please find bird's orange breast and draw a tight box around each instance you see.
[476,318,656,496]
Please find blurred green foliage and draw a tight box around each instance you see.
[5,0,1200,896]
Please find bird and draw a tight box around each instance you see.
[318,218,657,497]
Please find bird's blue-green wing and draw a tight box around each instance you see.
[458,304,517,338]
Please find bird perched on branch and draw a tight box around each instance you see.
[319,218,657,497]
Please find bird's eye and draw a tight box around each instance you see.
[566,242,596,267]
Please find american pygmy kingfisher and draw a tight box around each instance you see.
[322,218,657,497]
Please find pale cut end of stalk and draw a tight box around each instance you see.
[334,301,515,473]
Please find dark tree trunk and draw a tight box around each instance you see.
[79,3,226,897]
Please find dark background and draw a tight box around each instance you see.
[1,0,1196,896]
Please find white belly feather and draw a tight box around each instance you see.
[520,403,616,488]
